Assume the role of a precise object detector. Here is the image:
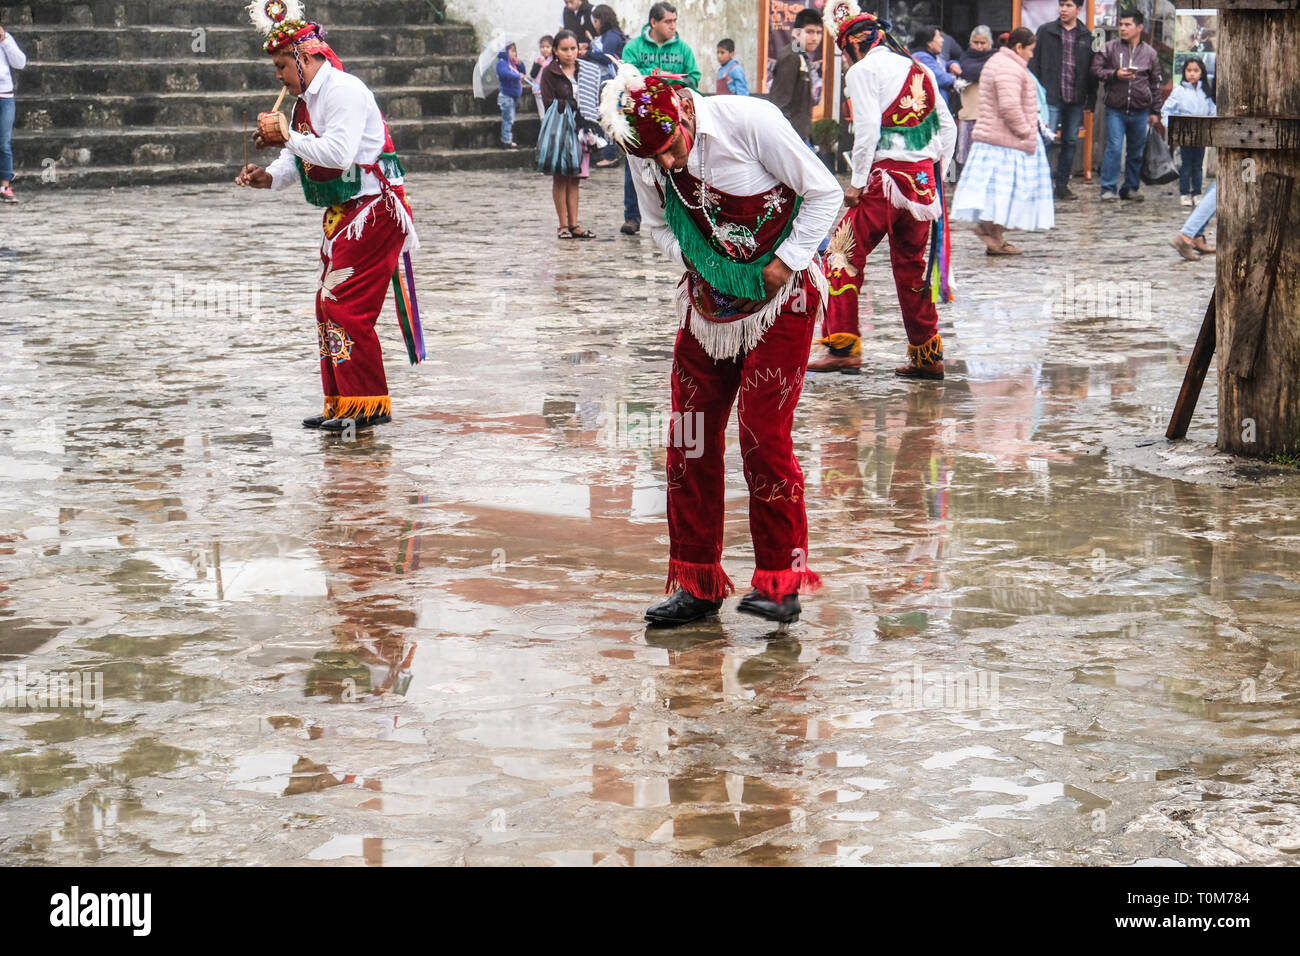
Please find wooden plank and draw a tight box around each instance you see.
[1169,115,1300,149]
[1225,172,1293,380]
[1167,294,1218,440]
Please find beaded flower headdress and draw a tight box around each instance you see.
[599,63,686,158]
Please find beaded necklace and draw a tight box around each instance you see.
[663,131,788,250]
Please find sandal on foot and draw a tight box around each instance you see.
[987,241,1022,256]
[557,226,574,239]
[570,226,596,239]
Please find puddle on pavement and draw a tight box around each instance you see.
[2,176,1299,865]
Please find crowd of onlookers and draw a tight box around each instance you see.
[501,0,1219,260]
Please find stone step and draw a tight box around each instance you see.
[0,0,446,28]
[18,56,484,95]
[12,146,535,188]
[14,115,542,168]
[18,23,478,62]
[410,147,537,173]
[17,85,526,130]
[1,1,530,187]
[10,160,233,188]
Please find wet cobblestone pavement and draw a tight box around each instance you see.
[2,168,1299,866]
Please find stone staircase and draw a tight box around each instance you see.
[5,0,538,189]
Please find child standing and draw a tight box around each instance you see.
[530,35,553,81]
[496,42,529,148]
[715,38,749,95]
[1161,57,1216,205]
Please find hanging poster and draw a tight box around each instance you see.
[1020,0,1061,32]
[761,0,829,118]
[1174,8,1217,85]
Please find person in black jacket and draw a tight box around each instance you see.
[1028,0,1096,199]
[562,0,596,42]
[769,7,822,143]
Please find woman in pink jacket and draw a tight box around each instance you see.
[951,28,1054,254]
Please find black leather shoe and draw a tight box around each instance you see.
[645,588,722,627]
[319,413,392,432]
[736,589,801,623]
[302,415,328,429]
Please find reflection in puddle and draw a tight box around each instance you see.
[2,177,1298,865]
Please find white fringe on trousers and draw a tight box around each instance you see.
[320,186,421,259]
[674,266,829,361]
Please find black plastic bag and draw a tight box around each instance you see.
[1142,132,1179,186]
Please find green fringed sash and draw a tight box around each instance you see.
[664,186,802,300]
[296,152,406,208]
[881,108,939,152]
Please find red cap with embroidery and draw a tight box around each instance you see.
[599,65,687,159]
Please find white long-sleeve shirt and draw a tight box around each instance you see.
[628,90,842,273]
[0,34,27,97]
[846,46,956,188]
[266,61,399,197]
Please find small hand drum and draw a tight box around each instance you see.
[257,110,290,147]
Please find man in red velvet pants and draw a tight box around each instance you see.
[810,4,955,379]
[235,3,421,432]
[600,65,841,626]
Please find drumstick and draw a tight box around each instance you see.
[243,110,248,170]
[271,85,287,113]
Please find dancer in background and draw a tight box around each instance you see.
[809,3,955,379]
[235,1,422,432]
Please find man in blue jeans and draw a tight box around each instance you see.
[1029,0,1095,200]
[0,23,26,203]
[1091,11,1161,201]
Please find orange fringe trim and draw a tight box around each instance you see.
[906,333,943,366]
[817,333,862,356]
[324,395,391,419]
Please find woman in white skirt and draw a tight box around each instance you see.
[951,27,1054,255]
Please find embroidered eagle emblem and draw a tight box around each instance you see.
[825,219,858,278]
[891,72,930,125]
[318,266,354,302]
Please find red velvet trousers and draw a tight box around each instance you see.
[315,194,406,419]
[823,182,939,348]
[665,282,824,603]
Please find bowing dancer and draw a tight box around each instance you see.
[599,65,841,626]
[808,3,956,379]
[235,1,424,432]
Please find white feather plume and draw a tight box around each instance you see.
[599,61,646,150]
[823,0,863,40]
[247,0,305,35]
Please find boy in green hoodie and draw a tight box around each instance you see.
[619,2,700,234]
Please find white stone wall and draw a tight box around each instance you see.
[447,0,761,93]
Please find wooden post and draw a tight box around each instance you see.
[1169,0,1300,458]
